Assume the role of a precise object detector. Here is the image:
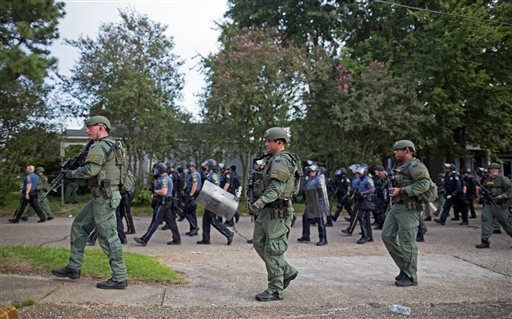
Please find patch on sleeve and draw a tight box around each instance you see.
[270,170,288,182]
[162,180,168,188]
[367,178,374,186]
[414,171,429,179]
[86,154,103,165]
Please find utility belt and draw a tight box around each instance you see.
[264,198,292,219]
[392,198,423,212]
[91,179,119,198]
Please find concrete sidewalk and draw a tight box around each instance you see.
[1,214,511,316]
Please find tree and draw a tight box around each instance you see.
[295,48,427,167]
[60,9,185,188]
[0,0,65,147]
[200,27,307,181]
[336,0,512,156]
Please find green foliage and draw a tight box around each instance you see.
[59,8,185,189]
[0,244,183,283]
[201,27,307,184]
[0,0,65,146]
[14,298,36,309]
[132,189,153,207]
[0,127,60,205]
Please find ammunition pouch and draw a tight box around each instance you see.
[265,198,292,219]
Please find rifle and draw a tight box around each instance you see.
[246,155,255,208]
[39,140,94,203]
[474,173,497,207]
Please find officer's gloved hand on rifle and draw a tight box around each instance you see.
[248,204,260,216]
[495,195,506,205]
[63,170,73,179]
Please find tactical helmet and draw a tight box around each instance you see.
[356,166,366,175]
[348,164,359,174]
[392,140,416,153]
[335,169,342,175]
[157,163,167,174]
[462,168,471,174]
[263,127,289,143]
[35,167,45,173]
[307,164,318,172]
[444,163,456,170]
[86,115,111,131]
[374,165,385,171]
[202,159,217,169]
[166,161,174,169]
[218,162,225,170]
[187,161,196,167]
[488,162,501,170]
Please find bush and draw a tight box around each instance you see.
[132,189,152,206]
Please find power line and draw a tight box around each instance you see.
[372,0,512,26]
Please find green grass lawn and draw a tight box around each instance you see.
[0,244,183,284]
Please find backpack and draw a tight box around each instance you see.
[106,140,135,193]
[416,179,438,204]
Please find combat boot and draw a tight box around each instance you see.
[475,240,490,249]
[52,266,81,279]
[97,278,128,290]
[255,291,282,302]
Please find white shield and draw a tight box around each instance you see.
[196,180,239,220]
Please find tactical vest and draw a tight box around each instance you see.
[88,138,121,191]
[262,151,302,199]
[485,176,507,197]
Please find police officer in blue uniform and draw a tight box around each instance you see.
[342,164,361,235]
[9,165,47,223]
[134,163,181,245]
[184,161,201,236]
[353,166,375,244]
[332,168,353,223]
[197,159,234,245]
[297,165,328,245]
[435,163,461,225]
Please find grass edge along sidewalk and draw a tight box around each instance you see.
[0,244,183,284]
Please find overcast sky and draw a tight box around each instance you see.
[52,0,228,127]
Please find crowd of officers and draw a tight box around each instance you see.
[9,158,511,251]
[298,161,512,249]
[130,160,240,247]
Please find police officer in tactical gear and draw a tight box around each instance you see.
[250,127,300,301]
[297,165,328,246]
[134,163,181,246]
[52,116,128,289]
[332,168,353,222]
[183,161,201,236]
[196,159,234,245]
[475,163,512,248]
[435,163,461,225]
[382,140,431,287]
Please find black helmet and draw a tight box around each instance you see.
[188,161,196,167]
[157,163,167,174]
[166,161,174,169]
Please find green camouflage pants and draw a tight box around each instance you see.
[253,209,296,299]
[381,203,421,282]
[481,204,512,243]
[67,191,127,282]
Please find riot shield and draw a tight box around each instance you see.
[304,189,323,219]
[196,180,239,220]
